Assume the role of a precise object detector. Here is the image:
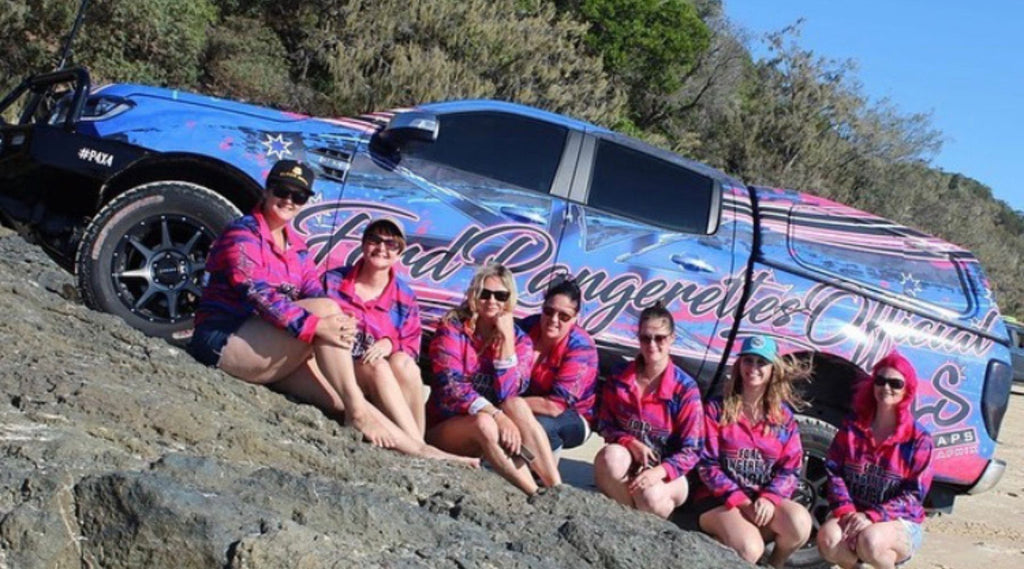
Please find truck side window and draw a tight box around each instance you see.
[587,140,715,234]
[788,204,972,315]
[402,111,567,194]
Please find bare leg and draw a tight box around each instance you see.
[500,396,561,487]
[355,358,423,441]
[268,358,344,419]
[594,444,635,507]
[766,499,813,568]
[700,505,765,564]
[856,521,912,569]
[218,298,390,447]
[427,414,538,494]
[389,352,426,437]
[633,475,688,519]
[818,517,860,569]
[261,358,475,466]
[298,300,395,447]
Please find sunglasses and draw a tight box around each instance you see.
[270,185,311,205]
[638,333,670,345]
[873,375,906,390]
[364,233,402,252]
[478,288,511,302]
[542,305,576,323]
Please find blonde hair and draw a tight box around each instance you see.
[442,263,518,332]
[719,353,811,427]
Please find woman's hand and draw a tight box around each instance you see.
[625,439,659,470]
[493,412,522,456]
[362,338,393,364]
[839,512,871,549]
[494,311,516,343]
[315,312,357,348]
[750,497,775,527]
[628,467,663,495]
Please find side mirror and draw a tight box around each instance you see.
[376,111,439,151]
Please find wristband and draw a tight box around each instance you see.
[493,355,518,370]
[468,397,493,415]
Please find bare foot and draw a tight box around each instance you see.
[419,444,481,468]
[347,408,396,448]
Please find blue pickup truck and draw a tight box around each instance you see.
[0,68,1013,565]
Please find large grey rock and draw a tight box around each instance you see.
[0,228,749,568]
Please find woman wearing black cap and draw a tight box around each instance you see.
[189,160,476,466]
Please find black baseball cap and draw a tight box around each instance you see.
[267,160,315,195]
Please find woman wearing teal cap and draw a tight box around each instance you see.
[693,335,813,568]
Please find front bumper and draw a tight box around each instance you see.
[966,458,1006,495]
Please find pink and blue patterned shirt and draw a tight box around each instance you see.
[695,398,803,508]
[196,210,323,342]
[426,319,534,425]
[522,314,599,424]
[322,260,422,360]
[597,361,704,481]
[825,417,934,523]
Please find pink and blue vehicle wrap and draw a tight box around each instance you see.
[76,84,1011,495]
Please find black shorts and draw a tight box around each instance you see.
[673,483,728,531]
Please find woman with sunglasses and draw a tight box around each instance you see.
[190,160,464,463]
[594,303,704,518]
[425,263,562,494]
[817,351,934,569]
[519,278,598,453]
[322,217,426,441]
[693,335,812,568]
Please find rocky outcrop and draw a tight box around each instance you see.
[0,227,747,568]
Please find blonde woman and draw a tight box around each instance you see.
[695,335,813,568]
[425,264,562,494]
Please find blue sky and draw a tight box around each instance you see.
[724,0,1024,212]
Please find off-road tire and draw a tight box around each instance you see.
[75,181,240,341]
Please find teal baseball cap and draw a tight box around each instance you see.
[738,335,778,361]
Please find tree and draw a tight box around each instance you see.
[0,0,79,97]
[74,0,216,88]
[707,24,941,203]
[553,0,711,129]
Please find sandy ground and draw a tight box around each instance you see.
[909,383,1024,569]
[557,383,1024,568]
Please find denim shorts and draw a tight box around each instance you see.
[898,519,923,564]
[535,410,590,451]
[187,320,242,367]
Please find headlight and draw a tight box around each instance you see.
[82,96,133,121]
[982,359,1013,440]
